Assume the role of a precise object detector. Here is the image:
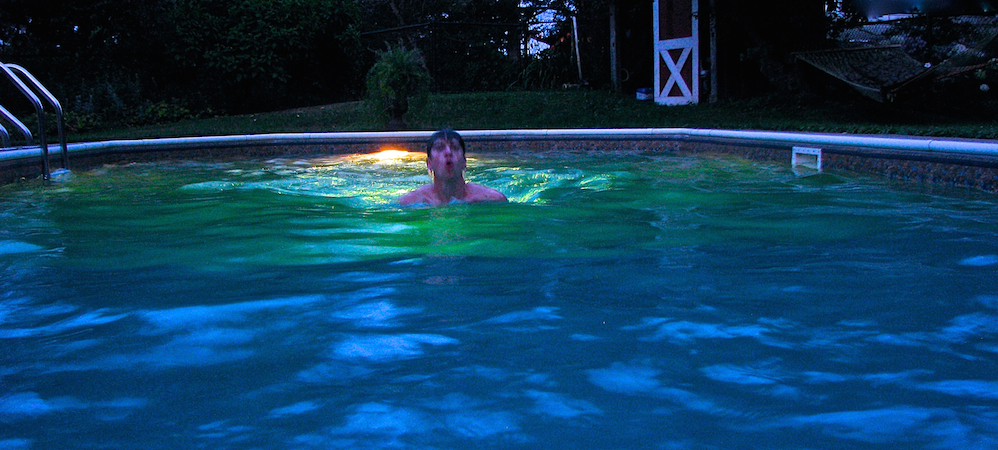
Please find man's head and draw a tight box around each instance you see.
[426,129,465,157]
[425,129,466,180]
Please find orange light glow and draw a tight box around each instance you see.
[368,149,418,161]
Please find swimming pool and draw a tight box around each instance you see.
[2,147,998,449]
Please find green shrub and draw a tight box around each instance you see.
[134,100,193,126]
[364,47,432,130]
[62,110,104,135]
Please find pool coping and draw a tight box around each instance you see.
[3,128,998,191]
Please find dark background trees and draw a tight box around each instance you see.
[170,0,364,111]
[0,0,366,130]
[0,0,995,134]
[0,0,606,127]
[358,0,527,92]
[0,0,180,127]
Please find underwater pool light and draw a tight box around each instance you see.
[370,149,418,161]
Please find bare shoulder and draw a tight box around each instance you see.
[398,185,435,206]
[466,183,508,203]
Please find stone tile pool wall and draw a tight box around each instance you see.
[2,131,998,192]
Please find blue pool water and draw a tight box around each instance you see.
[2,149,998,449]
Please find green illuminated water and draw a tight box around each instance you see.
[2,150,998,449]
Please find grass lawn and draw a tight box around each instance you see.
[69,90,998,142]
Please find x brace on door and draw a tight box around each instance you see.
[656,37,696,104]
[653,0,699,105]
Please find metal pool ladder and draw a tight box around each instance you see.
[0,62,69,180]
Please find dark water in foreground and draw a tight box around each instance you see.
[2,150,998,449]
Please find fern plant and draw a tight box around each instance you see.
[364,47,432,130]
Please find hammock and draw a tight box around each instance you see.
[796,45,997,102]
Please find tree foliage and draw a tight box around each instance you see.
[0,0,875,132]
[358,0,526,92]
[0,0,626,131]
[0,0,176,126]
[0,0,364,130]
[170,0,363,110]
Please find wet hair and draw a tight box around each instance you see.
[426,129,465,157]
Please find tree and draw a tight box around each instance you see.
[171,0,364,112]
[358,0,525,92]
[0,0,176,119]
[0,0,367,130]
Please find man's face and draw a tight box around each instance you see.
[427,138,466,179]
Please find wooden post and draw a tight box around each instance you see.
[709,0,718,103]
[610,1,621,92]
[572,16,584,83]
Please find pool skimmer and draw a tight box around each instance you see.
[792,146,822,176]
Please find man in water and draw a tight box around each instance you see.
[399,129,507,206]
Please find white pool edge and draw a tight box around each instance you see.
[2,128,997,162]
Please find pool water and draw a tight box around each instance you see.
[2,149,998,449]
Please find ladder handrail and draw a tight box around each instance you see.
[0,103,32,146]
[0,62,50,179]
[5,63,68,171]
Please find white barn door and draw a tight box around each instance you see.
[653,0,699,105]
